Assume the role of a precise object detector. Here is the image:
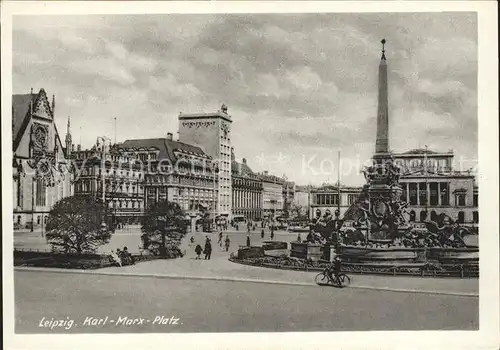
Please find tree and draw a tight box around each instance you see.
[141,200,188,258]
[45,195,112,254]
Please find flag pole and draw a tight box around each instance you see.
[337,150,341,215]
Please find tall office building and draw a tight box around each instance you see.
[178,104,233,218]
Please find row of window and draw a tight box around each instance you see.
[315,194,339,206]
[110,200,142,209]
[394,158,450,170]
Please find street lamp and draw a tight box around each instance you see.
[97,136,111,226]
[212,162,219,231]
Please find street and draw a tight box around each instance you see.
[15,270,478,333]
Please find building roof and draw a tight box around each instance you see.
[12,89,59,152]
[179,111,232,123]
[257,172,286,184]
[119,138,209,163]
[396,148,453,156]
[240,161,254,176]
[12,93,37,149]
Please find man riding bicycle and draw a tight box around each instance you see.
[327,256,342,284]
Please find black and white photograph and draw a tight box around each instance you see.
[2,1,498,349]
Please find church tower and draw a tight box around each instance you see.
[65,116,72,158]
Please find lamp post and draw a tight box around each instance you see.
[213,163,219,231]
[97,136,111,226]
[31,176,35,232]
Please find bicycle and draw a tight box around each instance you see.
[315,268,351,288]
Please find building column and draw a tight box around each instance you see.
[406,183,410,204]
[417,181,420,206]
[438,182,441,206]
[426,182,430,207]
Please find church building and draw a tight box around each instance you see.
[12,88,73,230]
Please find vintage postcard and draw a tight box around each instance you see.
[2,1,498,349]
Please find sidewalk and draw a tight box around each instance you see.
[14,228,479,296]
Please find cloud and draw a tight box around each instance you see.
[12,13,478,186]
[69,58,136,85]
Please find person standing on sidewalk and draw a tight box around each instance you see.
[261,228,265,239]
[225,235,231,252]
[204,237,212,260]
[270,229,274,241]
[246,234,251,247]
[195,244,203,259]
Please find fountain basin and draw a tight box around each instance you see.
[341,245,423,263]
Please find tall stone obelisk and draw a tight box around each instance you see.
[342,39,406,242]
[367,39,403,240]
[375,38,389,155]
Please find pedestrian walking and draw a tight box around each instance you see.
[297,233,302,243]
[261,229,265,239]
[195,244,203,259]
[204,238,212,260]
[270,229,274,241]
[246,235,251,247]
[225,235,231,252]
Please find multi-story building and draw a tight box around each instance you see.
[118,134,217,221]
[292,185,312,216]
[72,138,145,225]
[293,186,310,207]
[309,148,478,226]
[309,185,363,219]
[231,149,263,220]
[393,148,478,225]
[178,104,232,219]
[12,88,73,230]
[258,171,285,218]
[72,134,218,229]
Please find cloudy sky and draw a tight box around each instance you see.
[12,12,477,186]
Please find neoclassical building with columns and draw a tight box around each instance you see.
[393,149,478,225]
